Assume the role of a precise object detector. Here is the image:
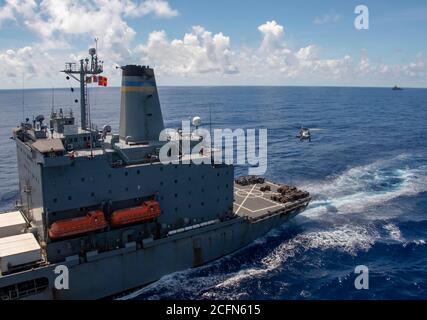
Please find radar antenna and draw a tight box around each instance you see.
[62,39,103,130]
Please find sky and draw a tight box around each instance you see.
[0,0,426,89]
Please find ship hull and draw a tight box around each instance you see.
[0,204,306,300]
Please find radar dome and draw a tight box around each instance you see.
[192,116,201,127]
[102,125,112,133]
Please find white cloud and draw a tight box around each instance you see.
[0,14,426,88]
[0,47,35,78]
[403,53,426,77]
[134,26,238,76]
[0,0,36,26]
[0,44,60,86]
[136,0,178,18]
[0,3,14,26]
[129,21,366,84]
[257,20,284,52]
[0,0,179,65]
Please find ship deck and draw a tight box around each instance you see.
[233,181,310,221]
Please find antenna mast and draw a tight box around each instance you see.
[62,41,103,130]
[22,73,25,121]
[51,87,55,115]
[209,104,213,153]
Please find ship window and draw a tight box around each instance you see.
[107,174,111,178]
[226,184,229,188]
[201,202,204,206]
[217,173,220,177]
[81,177,85,182]
[160,196,164,200]
[125,187,129,192]
[201,188,204,192]
[68,196,72,200]
[108,190,112,194]
[174,193,178,198]
[188,177,192,181]
[188,191,192,195]
[160,167,164,172]
[137,170,140,175]
[201,175,205,179]
[53,198,57,203]
[217,186,220,190]
[188,204,192,208]
[217,198,220,203]
[174,179,178,184]
[125,172,128,176]
[174,165,178,169]
[91,192,95,197]
[175,207,178,212]
[160,181,164,186]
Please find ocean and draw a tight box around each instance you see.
[0,86,426,299]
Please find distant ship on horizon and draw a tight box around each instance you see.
[392,85,403,91]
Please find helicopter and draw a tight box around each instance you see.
[295,125,326,142]
[296,126,311,141]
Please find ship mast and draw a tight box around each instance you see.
[62,40,103,131]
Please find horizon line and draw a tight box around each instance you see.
[1,84,426,91]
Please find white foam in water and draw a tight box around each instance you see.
[119,224,378,300]
[300,154,427,219]
[120,154,427,300]
[209,224,378,293]
[383,223,405,242]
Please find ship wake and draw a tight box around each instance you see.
[120,153,427,300]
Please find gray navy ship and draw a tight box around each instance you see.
[0,47,311,300]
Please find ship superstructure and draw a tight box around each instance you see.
[0,47,310,300]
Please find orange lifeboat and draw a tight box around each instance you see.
[110,200,161,227]
[48,211,108,239]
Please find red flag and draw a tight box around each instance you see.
[98,76,108,87]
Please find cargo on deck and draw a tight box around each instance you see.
[0,233,42,274]
[0,211,26,238]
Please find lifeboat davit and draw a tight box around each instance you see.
[110,200,161,227]
[48,211,108,239]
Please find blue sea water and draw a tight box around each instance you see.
[0,86,426,299]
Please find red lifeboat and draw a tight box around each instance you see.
[48,211,108,239]
[110,200,161,227]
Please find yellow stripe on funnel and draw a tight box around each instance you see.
[121,86,157,93]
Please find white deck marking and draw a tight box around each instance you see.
[258,195,286,207]
[236,203,282,213]
[235,184,257,214]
